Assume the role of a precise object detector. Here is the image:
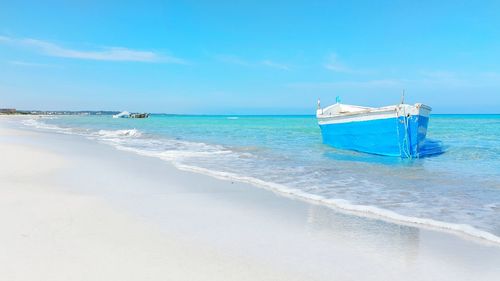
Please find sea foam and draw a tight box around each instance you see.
[20,116,500,246]
[171,163,500,245]
[97,129,142,138]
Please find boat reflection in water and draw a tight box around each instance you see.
[305,203,420,263]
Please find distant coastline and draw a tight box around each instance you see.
[0,109,120,116]
[1,108,498,116]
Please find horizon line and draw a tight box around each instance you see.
[3,109,500,116]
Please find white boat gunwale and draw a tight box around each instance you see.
[317,103,431,125]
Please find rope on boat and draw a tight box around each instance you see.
[402,115,412,159]
[397,105,413,159]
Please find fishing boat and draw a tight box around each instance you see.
[130,113,150,118]
[316,98,442,158]
[113,111,131,118]
[112,111,149,119]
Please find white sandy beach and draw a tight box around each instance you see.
[1,116,500,281]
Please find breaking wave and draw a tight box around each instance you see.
[20,116,500,246]
[97,129,142,138]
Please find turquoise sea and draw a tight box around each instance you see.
[23,114,500,242]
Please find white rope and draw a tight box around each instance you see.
[403,115,412,159]
[397,106,412,159]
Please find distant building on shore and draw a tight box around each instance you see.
[0,108,16,114]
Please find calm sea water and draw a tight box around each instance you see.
[23,114,500,242]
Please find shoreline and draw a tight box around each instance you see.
[13,114,500,246]
[171,161,500,247]
[2,116,500,280]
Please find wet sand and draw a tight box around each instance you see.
[1,117,500,281]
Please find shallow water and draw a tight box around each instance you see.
[22,114,500,242]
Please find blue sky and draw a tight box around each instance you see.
[1,0,499,114]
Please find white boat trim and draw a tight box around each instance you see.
[317,103,431,125]
[318,110,396,125]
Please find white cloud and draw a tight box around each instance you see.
[216,54,291,70]
[0,35,185,63]
[9,60,61,68]
[288,70,500,91]
[0,35,10,42]
[288,79,404,90]
[260,60,291,70]
[323,53,375,75]
[215,54,252,66]
[324,53,352,73]
[420,70,457,79]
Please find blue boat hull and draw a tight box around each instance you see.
[319,115,439,158]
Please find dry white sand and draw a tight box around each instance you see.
[1,116,500,281]
[0,122,306,281]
